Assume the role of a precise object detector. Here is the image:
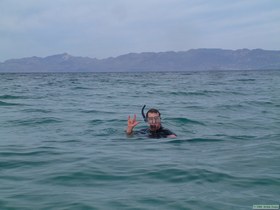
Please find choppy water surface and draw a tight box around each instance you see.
[0,71,279,210]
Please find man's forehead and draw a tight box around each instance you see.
[148,112,160,116]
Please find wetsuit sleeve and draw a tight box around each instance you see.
[162,128,176,137]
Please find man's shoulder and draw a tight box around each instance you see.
[160,127,176,136]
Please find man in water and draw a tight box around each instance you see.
[126,108,176,138]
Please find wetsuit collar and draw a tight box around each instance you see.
[149,126,163,133]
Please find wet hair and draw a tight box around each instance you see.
[146,108,161,118]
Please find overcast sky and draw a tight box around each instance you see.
[0,0,279,61]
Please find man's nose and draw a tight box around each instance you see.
[150,119,156,123]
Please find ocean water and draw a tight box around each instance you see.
[0,70,279,210]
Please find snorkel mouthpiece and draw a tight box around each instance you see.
[150,124,156,129]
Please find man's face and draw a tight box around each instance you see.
[147,112,161,131]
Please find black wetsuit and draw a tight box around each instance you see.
[135,127,176,138]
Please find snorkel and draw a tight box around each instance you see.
[141,105,147,122]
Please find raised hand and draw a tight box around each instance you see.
[126,114,140,134]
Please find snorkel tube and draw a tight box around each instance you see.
[141,105,147,122]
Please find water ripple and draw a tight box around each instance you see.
[0,71,279,210]
[0,100,22,106]
[7,117,63,126]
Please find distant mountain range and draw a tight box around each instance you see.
[1,48,280,72]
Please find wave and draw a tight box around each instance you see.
[94,128,119,136]
[137,167,234,184]
[71,86,92,90]
[214,103,247,110]
[231,176,280,187]
[235,78,256,82]
[169,91,210,96]
[0,94,27,99]
[164,138,224,144]
[166,117,205,125]
[8,117,63,126]
[245,100,274,106]
[0,150,60,158]
[79,109,116,114]
[42,170,129,187]
[169,90,247,97]
[22,108,52,113]
[39,166,238,188]
[0,158,51,170]
[0,100,21,106]
[88,119,104,125]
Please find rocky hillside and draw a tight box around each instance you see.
[1,49,280,72]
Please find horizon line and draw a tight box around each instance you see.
[2,47,280,63]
